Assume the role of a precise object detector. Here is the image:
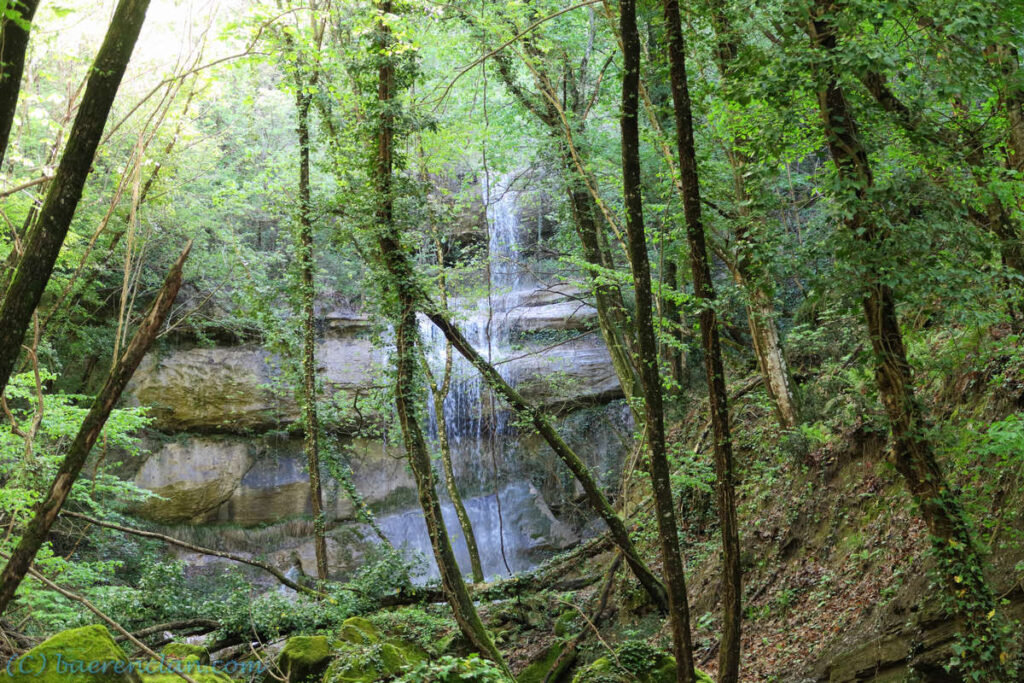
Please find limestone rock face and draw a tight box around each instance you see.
[126,337,379,434]
[128,347,290,433]
[509,336,623,410]
[131,435,414,529]
[134,438,251,524]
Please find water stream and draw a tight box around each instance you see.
[376,176,566,582]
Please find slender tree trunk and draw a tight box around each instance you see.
[296,88,328,582]
[370,3,506,670]
[0,0,41,167]
[564,165,643,420]
[0,0,151,398]
[0,242,191,617]
[425,237,484,584]
[427,351,485,584]
[661,258,686,388]
[660,1,743,679]
[806,5,1006,674]
[706,2,799,429]
[425,310,670,614]
[618,3,696,681]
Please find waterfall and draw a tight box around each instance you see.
[376,174,566,582]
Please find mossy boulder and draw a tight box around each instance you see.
[161,643,210,666]
[517,640,575,683]
[138,661,232,683]
[2,625,139,683]
[570,641,713,683]
[276,636,332,683]
[338,617,380,645]
[324,617,427,682]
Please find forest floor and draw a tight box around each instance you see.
[447,323,1024,682]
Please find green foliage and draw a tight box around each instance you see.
[392,655,508,683]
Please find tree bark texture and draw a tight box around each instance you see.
[618,2,697,681]
[806,5,1005,673]
[296,87,329,582]
[0,0,41,167]
[370,2,507,670]
[661,0,743,679]
[0,0,151,398]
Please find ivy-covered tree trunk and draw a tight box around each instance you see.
[618,2,696,681]
[0,0,151,398]
[296,86,329,582]
[706,1,799,430]
[660,0,743,679]
[0,242,191,617]
[0,0,41,166]
[369,2,507,670]
[805,4,1007,674]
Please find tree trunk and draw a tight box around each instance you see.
[707,1,799,430]
[806,5,1006,673]
[370,2,507,671]
[619,2,697,681]
[425,310,670,614]
[425,237,484,584]
[565,181,644,416]
[0,0,151,398]
[0,0,41,167]
[428,353,485,584]
[0,241,191,617]
[296,87,328,582]
[660,0,743,679]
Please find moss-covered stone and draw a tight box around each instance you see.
[570,641,714,683]
[337,617,380,645]
[138,661,231,683]
[323,621,427,683]
[160,643,210,666]
[276,636,332,683]
[517,640,575,683]
[2,625,139,683]
[553,611,577,638]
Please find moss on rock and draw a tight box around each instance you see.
[2,625,139,683]
[277,636,332,683]
[570,641,713,683]
[324,619,427,683]
[516,640,575,683]
[160,643,210,666]
[138,661,231,683]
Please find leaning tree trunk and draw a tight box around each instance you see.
[660,0,743,679]
[369,2,507,671]
[0,242,191,617]
[296,87,329,582]
[618,2,697,681]
[0,0,151,398]
[424,310,670,614]
[0,0,41,166]
[806,3,1006,674]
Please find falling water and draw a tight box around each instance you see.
[376,174,571,582]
